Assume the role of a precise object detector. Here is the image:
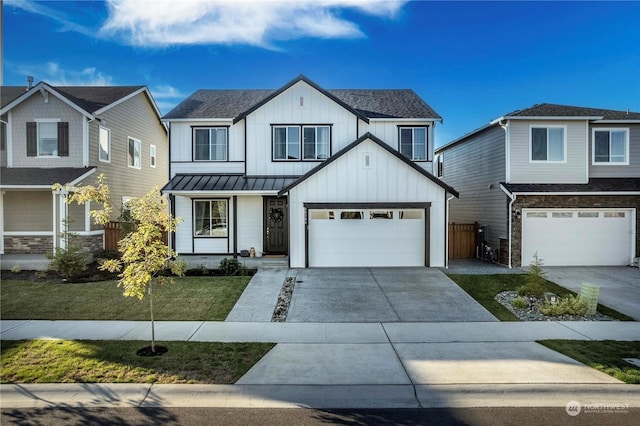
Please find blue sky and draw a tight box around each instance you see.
[3,0,639,146]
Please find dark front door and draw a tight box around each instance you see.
[264,196,288,254]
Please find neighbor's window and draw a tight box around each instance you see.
[194,200,228,237]
[399,127,427,161]
[194,127,227,161]
[26,121,69,157]
[99,126,110,162]
[150,144,157,168]
[531,126,565,162]
[303,126,330,160]
[273,126,300,160]
[593,129,628,164]
[1,121,6,150]
[128,137,141,168]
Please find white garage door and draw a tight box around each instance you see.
[308,208,426,267]
[522,209,634,266]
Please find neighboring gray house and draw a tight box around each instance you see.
[162,75,458,268]
[435,103,640,267]
[0,82,168,255]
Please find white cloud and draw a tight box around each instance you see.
[151,85,186,99]
[100,0,407,47]
[5,0,95,37]
[9,62,114,86]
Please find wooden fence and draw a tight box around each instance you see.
[448,223,476,259]
[103,221,167,251]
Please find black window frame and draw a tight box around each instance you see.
[272,124,332,162]
[192,198,229,238]
[398,126,429,162]
[192,126,229,162]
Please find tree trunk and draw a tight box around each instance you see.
[149,283,155,352]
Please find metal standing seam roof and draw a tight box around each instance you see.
[162,175,300,193]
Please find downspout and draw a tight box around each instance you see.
[445,193,455,268]
[500,185,516,269]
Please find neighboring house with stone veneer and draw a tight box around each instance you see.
[162,75,457,268]
[435,103,640,267]
[0,82,168,255]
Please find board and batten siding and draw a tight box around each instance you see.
[169,120,245,177]
[9,92,85,168]
[89,92,168,219]
[245,81,358,176]
[440,125,508,249]
[287,138,447,268]
[508,120,588,184]
[588,124,640,178]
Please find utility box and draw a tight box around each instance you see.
[580,284,600,315]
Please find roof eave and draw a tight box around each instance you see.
[1,82,94,118]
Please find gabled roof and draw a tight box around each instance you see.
[1,83,164,129]
[502,103,640,121]
[501,178,640,194]
[0,167,96,188]
[162,75,441,123]
[278,132,458,197]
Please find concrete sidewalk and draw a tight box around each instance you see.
[2,320,639,409]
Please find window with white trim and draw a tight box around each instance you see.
[194,127,227,161]
[531,126,565,162]
[194,199,228,237]
[150,144,156,168]
[128,137,141,169]
[593,129,628,164]
[399,127,427,161]
[99,126,110,162]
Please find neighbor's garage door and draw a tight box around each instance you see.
[522,209,634,266]
[308,208,426,267]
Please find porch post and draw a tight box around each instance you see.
[233,195,238,258]
[52,191,58,253]
[58,190,68,250]
[0,191,4,254]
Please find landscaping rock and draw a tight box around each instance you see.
[495,290,616,321]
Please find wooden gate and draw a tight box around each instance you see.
[104,221,123,251]
[448,223,476,259]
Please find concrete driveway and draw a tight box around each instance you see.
[544,266,640,321]
[286,268,498,322]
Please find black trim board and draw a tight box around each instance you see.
[304,202,431,209]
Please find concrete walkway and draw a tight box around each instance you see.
[2,320,639,408]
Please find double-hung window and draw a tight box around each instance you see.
[399,127,427,161]
[26,120,69,157]
[99,126,110,162]
[531,126,565,162]
[128,137,141,169]
[593,129,628,164]
[273,125,330,161]
[194,199,228,237]
[194,127,228,161]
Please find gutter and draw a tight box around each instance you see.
[500,184,516,269]
[445,193,456,268]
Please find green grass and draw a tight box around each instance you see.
[447,274,634,322]
[1,276,251,321]
[0,340,275,384]
[538,340,640,384]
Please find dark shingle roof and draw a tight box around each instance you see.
[504,103,640,120]
[0,167,95,187]
[162,76,440,121]
[502,178,640,193]
[162,174,299,193]
[1,85,144,113]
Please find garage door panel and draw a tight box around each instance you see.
[309,209,425,267]
[522,209,633,266]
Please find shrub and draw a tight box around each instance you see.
[517,252,547,298]
[94,249,121,260]
[218,258,245,276]
[511,297,528,309]
[11,265,21,273]
[170,256,189,276]
[540,295,588,316]
[47,245,88,279]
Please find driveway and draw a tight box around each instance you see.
[286,268,498,322]
[544,266,640,321]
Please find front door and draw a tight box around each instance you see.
[264,196,288,254]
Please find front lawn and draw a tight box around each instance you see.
[447,274,634,321]
[538,340,640,384]
[1,276,251,321]
[0,340,274,384]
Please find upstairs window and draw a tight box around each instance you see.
[593,129,628,164]
[128,137,141,169]
[399,127,427,161]
[273,125,331,161]
[531,126,565,162]
[150,144,157,168]
[99,126,110,162]
[194,127,228,161]
[26,121,69,157]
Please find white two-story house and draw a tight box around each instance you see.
[436,103,640,267]
[0,82,168,256]
[162,75,458,268]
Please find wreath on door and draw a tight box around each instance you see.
[269,208,284,223]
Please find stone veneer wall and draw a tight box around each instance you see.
[511,195,640,267]
[4,233,104,255]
